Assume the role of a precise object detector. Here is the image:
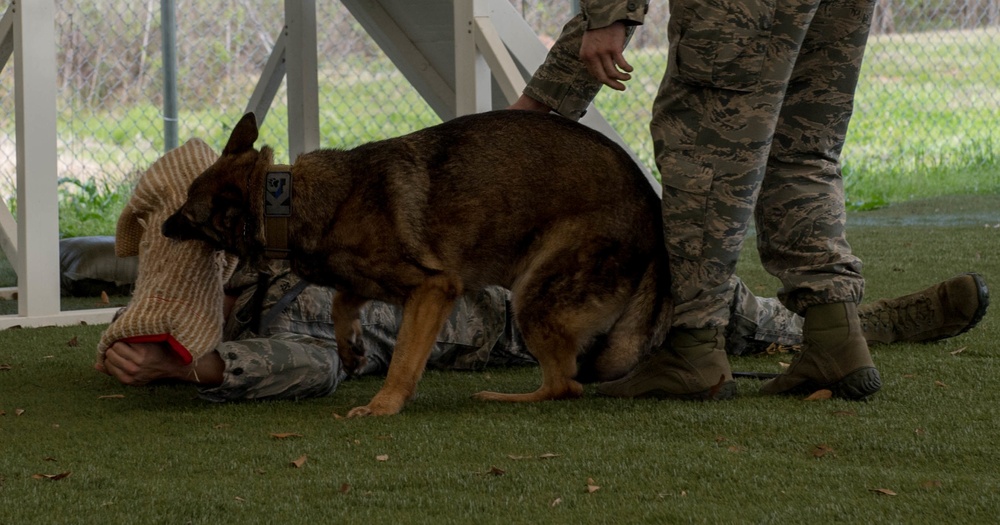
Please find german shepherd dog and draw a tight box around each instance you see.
[163,110,671,417]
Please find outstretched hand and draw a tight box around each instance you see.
[579,21,633,91]
[97,341,223,387]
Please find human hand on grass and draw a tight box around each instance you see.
[96,341,218,386]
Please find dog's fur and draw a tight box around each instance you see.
[163,110,671,416]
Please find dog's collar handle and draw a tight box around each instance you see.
[264,166,292,259]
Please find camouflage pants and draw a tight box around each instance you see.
[525,0,874,328]
[198,262,801,402]
[656,0,874,326]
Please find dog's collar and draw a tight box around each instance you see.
[263,165,292,259]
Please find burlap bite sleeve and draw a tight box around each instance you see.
[97,138,239,364]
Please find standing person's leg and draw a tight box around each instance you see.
[600,0,821,399]
[755,0,881,398]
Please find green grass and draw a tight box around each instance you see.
[2,195,999,523]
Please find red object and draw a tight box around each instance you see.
[119,334,193,365]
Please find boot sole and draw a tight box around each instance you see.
[927,272,991,342]
[633,380,738,401]
[830,367,882,400]
[763,367,882,400]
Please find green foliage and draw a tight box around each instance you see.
[56,176,133,239]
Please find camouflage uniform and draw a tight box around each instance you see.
[524,0,874,331]
[198,260,534,402]
[197,260,800,402]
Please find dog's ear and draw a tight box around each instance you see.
[222,112,259,156]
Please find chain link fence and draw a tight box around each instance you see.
[1,0,998,219]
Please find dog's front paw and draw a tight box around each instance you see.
[346,405,374,418]
[347,392,407,417]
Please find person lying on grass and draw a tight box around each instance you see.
[93,137,990,401]
[96,256,989,401]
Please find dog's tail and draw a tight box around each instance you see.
[578,256,672,383]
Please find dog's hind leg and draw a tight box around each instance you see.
[473,242,625,403]
[347,274,461,417]
[331,291,370,375]
[472,320,586,402]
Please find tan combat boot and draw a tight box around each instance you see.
[860,273,989,344]
[597,328,736,400]
[760,302,881,400]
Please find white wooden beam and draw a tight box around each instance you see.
[245,29,287,126]
[0,4,13,72]
[284,0,319,160]
[342,0,457,121]
[473,15,524,104]
[453,0,491,116]
[12,0,60,320]
[0,5,17,264]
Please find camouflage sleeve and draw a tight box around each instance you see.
[198,333,346,402]
[726,277,805,355]
[523,3,646,120]
[523,12,602,120]
[580,0,648,29]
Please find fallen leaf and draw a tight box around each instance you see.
[15,408,24,416]
[680,490,688,497]
[290,455,307,468]
[375,454,389,462]
[32,472,71,481]
[714,436,727,444]
[586,484,601,494]
[0,410,6,416]
[0,364,12,371]
[100,291,110,304]
[331,412,344,420]
[778,361,791,369]
[375,434,393,441]
[234,496,245,502]
[950,346,967,356]
[43,457,58,462]
[804,389,833,401]
[270,432,303,439]
[934,380,949,388]
[508,453,561,461]
[812,444,836,458]
[550,497,562,507]
[871,488,897,496]
[339,483,351,494]
[98,394,125,400]
[487,466,506,476]
[67,336,79,347]
[727,445,746,453]
[914,428,926,436]
[214,423,230,429]
[920,480,943,489]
